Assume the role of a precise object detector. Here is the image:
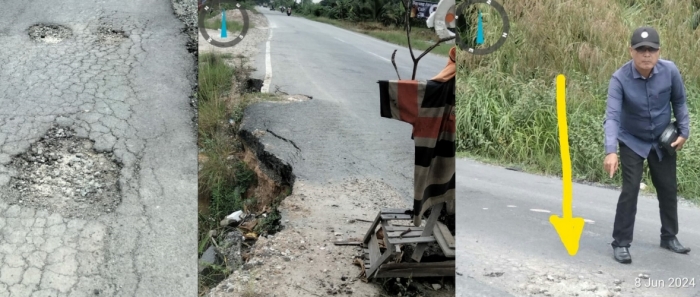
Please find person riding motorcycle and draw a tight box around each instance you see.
[286,7,291,16]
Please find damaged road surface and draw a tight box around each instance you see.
[0,1,197,296]
[208,7,455,297]
[456,159,700,297]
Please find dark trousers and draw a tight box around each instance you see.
[611,142,679,248]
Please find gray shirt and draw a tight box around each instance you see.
[604,58,690,160]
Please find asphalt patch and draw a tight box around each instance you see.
[28,23,72,43]
[97,26,129,44]
[4,125,122,219]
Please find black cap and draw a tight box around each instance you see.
[630,26,660,49]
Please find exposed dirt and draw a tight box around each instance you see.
[2,125,122,220]
[207,179,455,297]
[242,147,286,212]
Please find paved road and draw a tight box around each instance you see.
[0,1,197,296]
[456,158,700,297]
[247,7,449,197]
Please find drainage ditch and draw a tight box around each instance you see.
[3,125,122,220]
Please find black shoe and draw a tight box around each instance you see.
[660,238,691,254]
[613,247,632,264]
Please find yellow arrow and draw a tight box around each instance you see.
[549,74,586,256]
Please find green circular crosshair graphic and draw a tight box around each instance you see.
[198,0,250,48]
[455,0,510,55]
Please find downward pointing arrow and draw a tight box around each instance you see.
[549,74,586,256]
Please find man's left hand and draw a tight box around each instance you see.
[671,136,687,151]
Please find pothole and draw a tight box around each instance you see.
[245,78,263,93]
[4,125,122,219]
[97,26,128,44]
[28,24,72,44]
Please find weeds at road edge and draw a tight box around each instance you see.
[197,52,289,295]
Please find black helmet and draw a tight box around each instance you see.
[659,121,679,156]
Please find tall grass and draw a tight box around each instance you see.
[456,0,700,201]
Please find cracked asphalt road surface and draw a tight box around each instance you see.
[247,8,447,196]
[0,1,197,296]
[456,158,700,297]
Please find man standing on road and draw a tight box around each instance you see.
[603,26,691,264]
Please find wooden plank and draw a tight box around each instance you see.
[412,203,443,262]
[379,261,455,269]
[432,224,455,258]
[362,212,382,244]
[383,225,423,232]
[380,208,412,214]
[368,235,380,272]
[381,214,412,220]
[436,221,455,248]
[374,261,455,278]
[366,244,397,279]
[333,241,362,246]
[386,230,424,238]
[387,236,435,245]
[380,220,392,249]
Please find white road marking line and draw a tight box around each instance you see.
[529,209,551,213]
[483,208,488,210]
[335,37,346,43]
[365,50,391,63]
[507,205,517,208]
[261,24,274,93]
[584,219,595,224]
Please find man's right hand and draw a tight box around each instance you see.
[604,153,618,178]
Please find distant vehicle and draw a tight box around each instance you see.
[287,7,291,16]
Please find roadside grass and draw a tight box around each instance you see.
[197,52,283,294]
[301,15,452,57]
[456,0,700,203]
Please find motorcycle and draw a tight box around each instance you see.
[287,7,291,16]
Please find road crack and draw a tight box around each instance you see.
[266,129,301,151]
